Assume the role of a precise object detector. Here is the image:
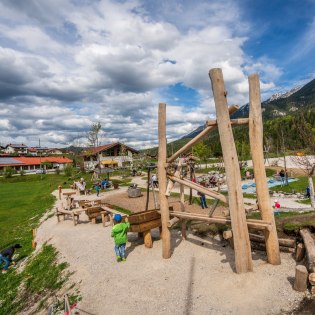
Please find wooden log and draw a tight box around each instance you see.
[300,228,315,273]
[309,273,315,285]
[249,73,281,266]
[180,183,187,240]
[251,242,295,253]
[207,118,249,126]
[158,103,171,259]
[165,158,183,196]
[296,243,305,262]
[168,211,271,231]
[223,230,233,239]
[249,233,296,248]
[168,175,228,203]
[293,265,308,292]
[167,105,239,163]
[143,230,153,248]
[167,217,180,228]
[209,68,252,273]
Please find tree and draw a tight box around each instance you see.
[289,113,315,208]
[192,141,210,168]
[87,122,102,147]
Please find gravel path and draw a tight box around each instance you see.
[35,186,306,315]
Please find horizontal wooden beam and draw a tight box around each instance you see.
[167,105,239,163]
[167,175,228,203]
[168,211,272,231]
[207,118,249,127]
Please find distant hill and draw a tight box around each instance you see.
[232,78,315,119]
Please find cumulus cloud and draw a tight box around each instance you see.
[0,0,282,148]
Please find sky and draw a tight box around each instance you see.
[0,0,315,149]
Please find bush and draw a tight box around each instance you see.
[20,170,25,176]
[64,164,74,177]
[55,168,60,175]
[4,167,14,178]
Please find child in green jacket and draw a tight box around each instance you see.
[111,214,130,262]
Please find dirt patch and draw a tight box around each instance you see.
[103,189,227,215]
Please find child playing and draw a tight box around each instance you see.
[111,214,130,262]
[95,182,100,197]
[0,244,22,273]
[274,199,281,216]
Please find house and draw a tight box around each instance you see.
[27,147,49,156]
[47,149,64,155]
[4,143,28,155]
[81,142,139,170]
[0,156,73,173]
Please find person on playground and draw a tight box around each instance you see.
[151,174,159,188]
[274,199,281,216]
[279,169,285,186]
[95,182,100,197]
[0,244,22,273]
[111,214,130,262]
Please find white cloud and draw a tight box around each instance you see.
[0,0,283,148]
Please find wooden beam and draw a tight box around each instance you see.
[165,158,184,196]
[167,175,228,203]
[249,73,281,266]
[209,68,253,273]
[167,217,180,228]
[168,211,272,231]
[207,118,249,126]
[248,233,295,248]
[300,228,315,273]
[180,183,187,240]
[167,105,239,163]
[158,103,171,259]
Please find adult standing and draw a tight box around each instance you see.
[152,174,159,188]
[279,169,285,186]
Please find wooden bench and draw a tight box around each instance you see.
[86,206,112,225]
[128,210,161,248]
[56,207,80,226]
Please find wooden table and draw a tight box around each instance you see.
[62,191,77,209]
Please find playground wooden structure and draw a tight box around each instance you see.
[158,68,281,273]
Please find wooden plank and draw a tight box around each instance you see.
[167,105,239,163]
[180,183,187,240]
[249,73,281,265]
[129,218,162,233]
[168,211,271,230]
[207,118,249,126]
[158,103,171,259]
[209,68,252,273]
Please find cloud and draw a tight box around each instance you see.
[0,0,282,148]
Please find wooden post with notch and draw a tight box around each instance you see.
[158,103,171,258]
[248,74,281,265]
[209,68,253,273]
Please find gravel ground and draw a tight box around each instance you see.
[35,186,307,315]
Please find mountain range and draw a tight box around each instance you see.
[181,78,315,140]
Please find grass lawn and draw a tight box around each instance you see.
[0,174,77,314]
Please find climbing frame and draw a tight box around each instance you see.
[157,68,280,273]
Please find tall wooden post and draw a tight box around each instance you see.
[158,103,171,258]
[209,68,253,273]
[248,74,281,265]
[180,184,187,239]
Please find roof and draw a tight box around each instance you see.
[6,143,28,148]
[14,157,73,165]
[0,157,24,166]
[81,142,139,156]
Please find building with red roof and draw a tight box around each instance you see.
[81,142,138,170]
[0,156,73,173]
